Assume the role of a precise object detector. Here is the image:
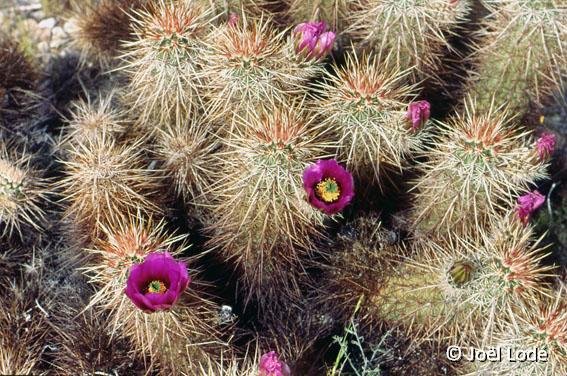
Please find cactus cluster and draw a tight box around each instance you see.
[0,0,565,375]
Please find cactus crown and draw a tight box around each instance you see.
[322,53,413,113]
[142,2,205,62]
[131,0,208,61]
[0,159,26,202]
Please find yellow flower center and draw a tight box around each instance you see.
[315,178,341,203]
[147,280,167,294]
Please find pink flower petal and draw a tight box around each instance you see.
[124,251,189,313]
[516,190,545,225]
[303,159,354,215]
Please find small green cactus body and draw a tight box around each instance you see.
[199,17,303,124]
[346,0,471,84]
[83,216,230,374]
[370,215,556,346]
[62,93,128,147]
[57,133,162,243]
[468,1,567,116]
[312,52,428,184]
[474,284,566,376]
[119,0,212,128]
[0,146,47,240]
[410,97,548,238]
[203,100,331,306]
[155,118,220,202]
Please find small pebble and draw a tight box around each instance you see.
[50,26,67,49]
[30,10,45,21]
[38,17,56,29]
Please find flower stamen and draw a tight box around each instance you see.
[147,280,167,294]
[316,178,341,203]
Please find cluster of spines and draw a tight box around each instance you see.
[119,0,211,128]
[199,15,292,123]
[0,31,40,132]
[49,308,150,375]
[61,93,129,146]
[69,0,149,67]
[155,117,220,202]
[57,132,162,243]
[310,216,400,324]
[0,143,47,241]
[0,269,50,375]
[473,282,566,375]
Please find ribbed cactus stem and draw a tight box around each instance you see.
[468,1,566,116]
[411,97,548,238]
[203,100,330,306]
[346,0,472,84]
[313,52,428,184]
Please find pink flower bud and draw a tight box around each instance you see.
[516,190,545,225]
[406,100,431,130]
[228,12,239,27]
[311,31,336,59]
[259,351,291,376]
[536,132,556,160]
[293,21,335,60]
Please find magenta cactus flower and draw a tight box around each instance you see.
[406,100,431,130]
[303,159,354,215]
[516,190,546,225]
[293,21,336,60]
[536,132,556,160]
[125,251,190,313]
[259,351,291,376]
